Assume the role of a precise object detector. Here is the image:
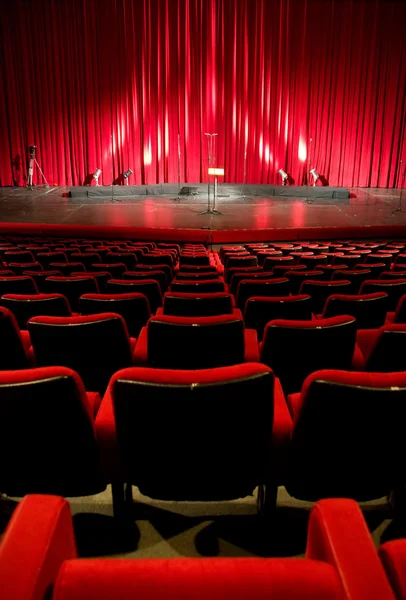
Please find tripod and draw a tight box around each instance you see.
[27,146,49,190]
[200,133,222,215]
[393,160,406,214]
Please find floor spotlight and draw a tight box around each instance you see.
[310,168,319,186]
[123,168,133,185]
[278,169,289,185]
[93,169,102,186]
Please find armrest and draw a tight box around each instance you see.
[244,328,260,362]
[232,308,243,319]
[306,499,395,600]
[95,387,123,482]
[155,307,164,315]
[385,312,395,324]
[271,376,293,483]
[356,328,379,362]
[287,392,302,421]
[0,495,77,600]
[352,343,365,371]
[133,326,149,366]
[379,540,406,600]
[86,391,101,418]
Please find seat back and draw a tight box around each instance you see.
[179,254,211,267]
[111,364,274,499]
[79,293,150,337]
[91,263,127,278]
[147,315,245,369]
[360,279,406,311]
[170,280,225,294]
[285,270,324,294]
[49,262,85,276]
[163,292,233,316]
[0,276,38,295]
[260,316,357,394]
[0,306,31,369]
[365,325,406,372]
[287,370,406,501]
[300,280,352,313]
[42,276,99,311]
[244,295,312,340]
[28,313,133,393]
[236,278,290,310]
[379,540,406,600]
[1,293,72,328]
[0,367,104,496]
[106,279,162,312]
[322,293,388,329]
[123,270,168,292]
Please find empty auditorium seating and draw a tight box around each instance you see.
[0,275,38,295]
[7,261,43,274]
[123,269,168,292]
[79,293,150,337]
[319,292,389,328]
[0,367,105,497]
[91,262,127,278]
[133,314,259,368]
[28,313,136,393]
[1,293,72,328]
[160,292,238,317]
[0,306,32,369]
[260,316,360,394]
[244,295,312,340]
[285,270,325,294]
[284,370,406,502]
[106,279,162,312]
[236,278,290,310]
[360,279,406,311]
[356,324,406,372]
[49,262,85,275]
[299,280,352,313]
[331,268,372,293]
[170,279,225,294]
[42,276,99,311]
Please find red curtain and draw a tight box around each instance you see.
[0,0,405,188]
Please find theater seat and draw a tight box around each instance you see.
[260,316,361,394]
[170,279,225,294]
[0,275,38,295]
[0,367,105,497]
[0,306,32,369]
[160,292,238,317]
[380,540,406,600]
[236,278,290,311]
[106,279,162,313]
[42,276,99,311]
[244,295,312,341]
[79,293,151,337]
[285,370,406,502]
[1,293,72,329]
[133,314,259,368]
[360,279,406,311]
[0,495,394,600]
[299,280,352,313]
[319,292,389,329]
[28,313,135,393]
[356,324,406,372]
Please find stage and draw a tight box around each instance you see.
[0,185,406,243]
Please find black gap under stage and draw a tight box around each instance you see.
[69,183,350,202]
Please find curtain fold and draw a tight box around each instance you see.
[0,0,405,187]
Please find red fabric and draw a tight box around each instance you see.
[1,0,405,188]
[307,499,395,600]
[133,326,148,366]
[263,314,356,335]
[243,329,260,362]
[379,540,406,600]
[356,324,406,363]
[0,495,77,600]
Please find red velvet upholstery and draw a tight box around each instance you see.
[320,292,389,329]
[260,316,360,394]
[133,314,259,368]
[225,265,263,284]
[1,293,72,328]
[79,292,151,337]
[0,495,77,600]
[286,370,406,501]
[244,295,312,341]
[356,324,406,372]
[0,496,396,600]
[70,252,102,269]
[97,363,286,501]
[0,367,104,496]
[331,268,372,293]
[135,263,173,282]
[179,253,211,267]
[162,291,235,317]
[3,250,36,264]
[28,313,135,393]
[175,271,220,280]
[106,278,162,312]
[380,540,406,600]
[360,279,406,310]
[0,306,32,369]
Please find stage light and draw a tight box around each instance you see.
[310,168,319,186]
[278,169,289,185]
[123,169,133,185]
[93,168,102,186]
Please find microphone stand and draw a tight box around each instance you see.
[393,160,406,214]
[200,133,222,215]
[235,150,252,201]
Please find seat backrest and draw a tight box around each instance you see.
[123,270,168,291]
[230,271,273,296]
[147,315,245,369]
[287,370,406,501]
[226,255,258,270]
[179,254,211,267]
[285,270,325,294]
[7,262,42,275]
[225,265,263,285]
[27,313,133,393]
[170,280,225,294]
[49,262,85,275]
[42,276,99,311]
[244,295,312,340]
[379,539,406,600]
[360,279,406,310]
[322,293,389,329]
[106,279,162,312]
[104,252,138,269]
[175,272,219,281]
[394,294,406,323]
[1,293,72,328]
[0,276,38,296]
[0,366,103,496]
[236,278,290,310]
[79,293,150,337]
[36,252,68,267]
[260,316,357,394]
[163,292,233,317]
[300,280,352,314]
[0,306,31,369]
[364,324,406,372]
[110,363,274,499]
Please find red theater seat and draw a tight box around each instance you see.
[285,370,406,502]
[42,276,99,311]
[160,292,237,317]
[360,279,406,311]
[356,324,406,372]
[0,367,105,497]
[260,316,361,394]
[170,279,225,294]
[0,275,38,295]
[133,314,259,368]
[244,295,312,341]
[386,294,406,323]
[0,306,32,369]
[380,540,406,600]
[7,261,43,274]
[49,262,85,275]
[28,313,135,393]
[1,293,72,328]
[79,293,151,337]
[0,495,395,600]
[91,262,127,278]
[123,269,168,292]
[299,280,352,313]
[285,270,325,294]
[319,292,389,329]
[106,278,162,312]
[236,278,290,310]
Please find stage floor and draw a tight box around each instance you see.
[0,185,405,233]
